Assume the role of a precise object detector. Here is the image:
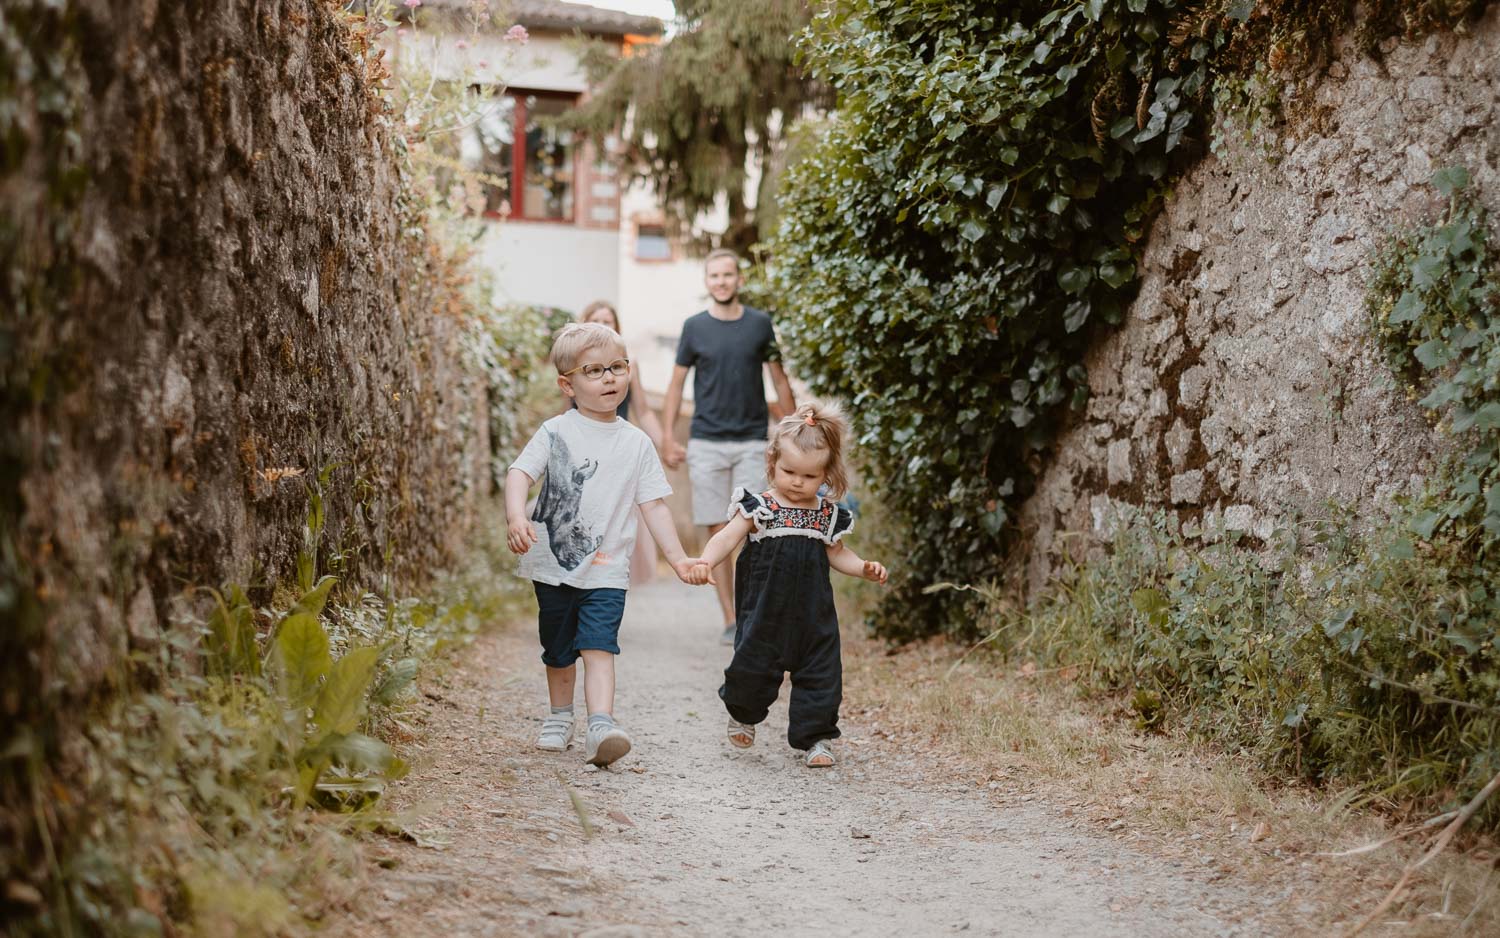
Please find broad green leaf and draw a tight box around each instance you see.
[1323,608,1354,638]
[1388,290,1422,324]
[1058,267,1092,294]
[372,658,420,707]
[1411,510,1445,540]
[1412,338,1452,369]
[1430,165,1470,197]
[274,613,331,708]
[1130,588,1169,627]
[289,576,338,620]
[314,646,382,736]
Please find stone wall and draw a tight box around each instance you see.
[2,0,489,776]
[1018,9,1500,589]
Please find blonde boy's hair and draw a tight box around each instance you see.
[550,322,626,374]
[766,399,851,500]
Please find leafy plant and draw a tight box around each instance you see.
[988,505,1500,826]
[1367,166,1500,546]
[769,0,1494,640]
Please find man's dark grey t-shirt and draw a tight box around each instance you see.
[674,306,781,442]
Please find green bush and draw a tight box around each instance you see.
[769,0,1493,639]
[994,505,1500,823]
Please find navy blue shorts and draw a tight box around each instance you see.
[533,582,627,668]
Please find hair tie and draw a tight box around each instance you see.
[803,414,817,427]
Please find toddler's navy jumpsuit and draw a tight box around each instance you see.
[718,487,853,751]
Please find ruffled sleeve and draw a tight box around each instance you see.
[828,503,854,544]
[728,486,772,532]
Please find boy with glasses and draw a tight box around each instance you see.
[506,322,699,766]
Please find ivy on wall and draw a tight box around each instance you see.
[769,0,1494,640]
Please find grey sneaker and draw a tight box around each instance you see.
[536,711,574,752]
[720,622,737,646]
[585,722,632,767]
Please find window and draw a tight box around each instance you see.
[464,90,578,222]
[464,96,515,216]
[634,223,671,261]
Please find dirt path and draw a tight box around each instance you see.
[329,580,1299,937]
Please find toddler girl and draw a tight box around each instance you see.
[689,400,887,768]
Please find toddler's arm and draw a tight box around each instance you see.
[827,542,888,584]
[639,498,698,583]
[504,468,539,555]
[688,515,755,584]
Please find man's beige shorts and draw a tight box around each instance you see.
[686,438,767,526]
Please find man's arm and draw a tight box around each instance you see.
[766,361,795,421]
[660,364,691,468]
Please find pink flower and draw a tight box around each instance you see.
[504,24,529,43]
[455,39,468,49]
[395,27,407,36]
[477,59,489,68]
[403,0,421,8]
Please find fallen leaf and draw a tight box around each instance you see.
[1250,822,1269,843]
[607,810,635,828]
[851,827,871,839]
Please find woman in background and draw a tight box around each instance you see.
[578,300,668,584]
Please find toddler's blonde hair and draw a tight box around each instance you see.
[550,321,626,374]
[766,400,850,500]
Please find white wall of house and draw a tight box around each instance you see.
[482,221,619,312]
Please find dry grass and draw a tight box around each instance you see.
[839,625,1500,936]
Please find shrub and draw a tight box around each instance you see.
[769,0,1494,639]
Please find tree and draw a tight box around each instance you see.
[565,0,825,253]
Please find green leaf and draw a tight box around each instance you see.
[1130,588,1169,627]
[314,646,382,736]
[1411,510,1445,540]
[1413,338,1453,369]
[274,613,331,708]
[1388,290,1422,324]
[1084,0,1105,21]
[1430,165,1470,198]
[1058,267,1092,294]
[1047,192,1071,215]
[960,218,987,242]
[372,658,420,707]
[290,576,338,620]
[1323,608,1354,638]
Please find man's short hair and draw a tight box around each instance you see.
[704,248,741,269]
[550,322,626,374]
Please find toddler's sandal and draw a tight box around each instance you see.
[726,718,756,748]
[804,740,836,768]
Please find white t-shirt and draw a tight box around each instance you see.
[510,410,672,589]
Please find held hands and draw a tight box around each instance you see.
[862,560,889,585]
[672,558,716,585]
[507,518,538,555]
[662,439,687,469]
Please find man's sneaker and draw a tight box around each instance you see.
[536,711,574,752]
[585,722,632,767]
[720,622,737,646]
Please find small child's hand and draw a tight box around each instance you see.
[862,560,888,585]
[675,558,715,585]
[507,519,538,555]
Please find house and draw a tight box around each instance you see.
[395,0,717,399]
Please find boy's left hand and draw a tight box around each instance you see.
[862,560,888,584]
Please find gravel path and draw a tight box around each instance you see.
[329,580,1293,937]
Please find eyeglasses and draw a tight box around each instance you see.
[562,358,630,380]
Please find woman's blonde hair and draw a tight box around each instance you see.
[549,322,625,374]
[766,400,850,499]
[579,300,620,332]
